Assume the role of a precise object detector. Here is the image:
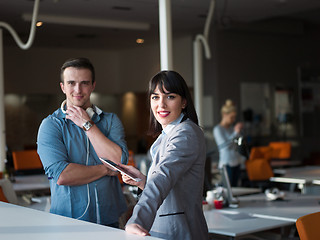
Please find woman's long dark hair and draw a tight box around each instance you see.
[148,70,199,137]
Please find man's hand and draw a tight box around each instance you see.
[102,163,120,176]
[65,106,90,128]
[125,223,150,236]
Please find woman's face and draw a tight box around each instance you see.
[223,111,237,125]
[150,86,186,129]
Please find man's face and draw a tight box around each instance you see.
[60,67,96,109]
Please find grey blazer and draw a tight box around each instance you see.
[127,119,208,240]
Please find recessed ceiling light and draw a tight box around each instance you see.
[136,38,144,44]
[36,21,43,27]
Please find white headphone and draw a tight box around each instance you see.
[265,188,285,201]
[60,100,67,114]
[60,100,95,119]
[60,99,96,221]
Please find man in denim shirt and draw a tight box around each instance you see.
[37,57,128,227]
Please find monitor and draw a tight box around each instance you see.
[220,165,239,207]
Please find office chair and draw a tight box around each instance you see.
[12,149,43,173]
[0,186,9,202]
[269,142,291,160]
[249,146,273,161]
[245,146,274,189]
[246,146,274,181]
[0,178,51,211]
[117,150,136,185]
[296,211,320,240]
[0,178,18,204]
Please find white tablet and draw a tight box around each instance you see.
[99,157,142,182]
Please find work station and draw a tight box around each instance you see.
[1,0,320,239]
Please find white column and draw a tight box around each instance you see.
[159,0,173,70]
[193,0,215,127]
[193,39,204,127]
[0,29,6,175]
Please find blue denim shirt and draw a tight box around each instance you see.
[37,105,128,225]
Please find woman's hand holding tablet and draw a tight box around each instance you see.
[99,157,142,182]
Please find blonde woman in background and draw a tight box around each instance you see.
[213,99,245,187]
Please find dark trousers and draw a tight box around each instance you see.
[226,164,241,187]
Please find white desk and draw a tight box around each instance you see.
[232,187,261,196]
[12,174,50,193]
[204,209,291,238]
[232,192,320,222]
[204,192,320,239]
[270,166,320,193]
[272,165,320,183]
[0,201,161,240]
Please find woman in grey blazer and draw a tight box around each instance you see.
[120,71,209,240]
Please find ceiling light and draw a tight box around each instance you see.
[36,21,43,27]
[22,14,150,31]
[136,38,144,44]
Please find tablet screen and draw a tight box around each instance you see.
[99,157,142,182]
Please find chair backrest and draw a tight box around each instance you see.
[247,146,274,181]
[0,186,9,203]
[117,150,136,184]
[296,211,320,240]
[249,146,273,161]
[246,158,274,181]
[12,149,43,171]
[0,178,18,204]
[269,142,291,159]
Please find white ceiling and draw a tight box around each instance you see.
[1,0,320,50]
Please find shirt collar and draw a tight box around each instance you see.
[93,105,103,115]
[163,113,185,135]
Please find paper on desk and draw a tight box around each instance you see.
[220,211,257,220]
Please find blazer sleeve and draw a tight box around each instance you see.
[127,122,205,230]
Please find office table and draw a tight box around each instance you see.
[204,192,320,239]
[232,192,320,222]
[231,187,261,196]
[270,159,302,168]
[270,166,320,194]
[12,174,50,194]
[0,201,161,240]
[204,209,291,239]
